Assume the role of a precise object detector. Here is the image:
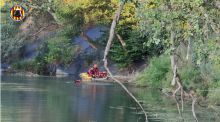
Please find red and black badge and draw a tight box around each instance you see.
[10,5,25,21]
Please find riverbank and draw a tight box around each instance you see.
[3,67,220,109]
[1,62,143,82]
[1,69,40,77]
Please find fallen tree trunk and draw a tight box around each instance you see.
[103,2,148,122]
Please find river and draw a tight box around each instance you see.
[1,75,220,122]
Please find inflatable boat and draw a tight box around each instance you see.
[79,72,108,82]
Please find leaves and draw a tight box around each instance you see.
[137,0,220,64]
[44,36,76,66]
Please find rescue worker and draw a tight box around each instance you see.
[87,64,99,78]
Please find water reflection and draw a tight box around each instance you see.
[2,75,219,122]
[130,87,220,122]
[1,76,142,122]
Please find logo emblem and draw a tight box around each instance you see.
[10,5,25,21]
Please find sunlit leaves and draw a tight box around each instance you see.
[137,0,220,65]
[44,36,76,65]
[0,0,6,7]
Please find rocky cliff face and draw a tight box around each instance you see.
[18,9,58,38]
[57,26,107,77]
[1,8,58,67]
[3,8,110,76]
[2,8,123,76]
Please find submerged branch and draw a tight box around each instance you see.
[181,86,184,112]
[173,79,182,117]
[190,94,199,122]
[103,2,148,122]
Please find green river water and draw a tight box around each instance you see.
[1,75,220,122]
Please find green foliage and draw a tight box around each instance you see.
[136,55,171,87]
[98,2,165,68]
[180,64,202,90]
[44,36,76,66]
[11,42,49,75]
[12,58,48,75]
[135,0,220,100]
[12,35,77,74]
[206,63,220,104]
[179,63,209,97]
[55,3,85,36]
[82,0,117,25]
[2,0,119,75]
[110,31,147,67]
[207,89,220,105]
[1,21,25,62]
[137,0,220,62]
[54,0,117,26]
[109,30,163,68]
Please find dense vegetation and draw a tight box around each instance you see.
[1,0,117,74]
[135,0,220,104]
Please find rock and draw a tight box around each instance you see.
[25,72,39,77]
[56,68,69,77]
[13,71,39,77]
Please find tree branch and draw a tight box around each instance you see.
[116,33,126,50]
[103,2,149,122]
[24,1,61,24]
[181,86,184,112]
[186,37,191,60]
[170,29,177,86]
[190,94,199,122]
[173,79,182,117]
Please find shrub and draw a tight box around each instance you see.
[1,23,24,62]
[44,36,76,66]
[179,63,213,97]
[136,55,171,87]
[12,58,49,75]
[207,86,220,105]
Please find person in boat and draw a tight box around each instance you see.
[87,64,99,78]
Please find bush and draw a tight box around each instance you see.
[205,61,220,101]
[104,29,164,68]
[44,36,76,66]
[208,89,220,105]
[179,63,213,97]
[12,58,49,75]
[180,64,202,89]
[136,55,171,87]
[1,23,24,62]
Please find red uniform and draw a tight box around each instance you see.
[87,64,107,78]
[88,67,99,78]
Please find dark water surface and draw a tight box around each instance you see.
[1,75,143,122]
[1,75,220,122]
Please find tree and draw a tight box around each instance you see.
[137,0,220,120]
[103,1,149,121]
[137,0,220,84]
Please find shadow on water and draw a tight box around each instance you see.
[1,75,220,122]
[1,75,144,122]
[129,87,220,122]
